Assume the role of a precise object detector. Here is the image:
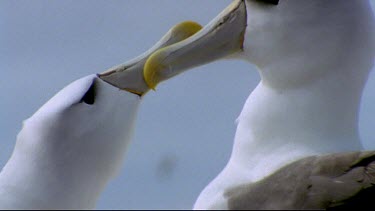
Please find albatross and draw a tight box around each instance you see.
[0,21,202,209]
[143,0,375,209]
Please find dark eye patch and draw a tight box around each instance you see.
[80,81,96,105]
[265,0,279,5]
[257,0,279,5]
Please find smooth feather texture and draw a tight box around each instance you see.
[0,75,140,209]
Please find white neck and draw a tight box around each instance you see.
[0,146,106,209]
[194,1,375,209]
[194,60,373,210]
[230,0,375,180]
[231,62,370,181]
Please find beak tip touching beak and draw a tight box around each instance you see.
[99,21,202,94]
[101,0,246,94]
[143,0,247,91]
[143,55,161,90]
[143,21,203,90]
[171,21,203,39]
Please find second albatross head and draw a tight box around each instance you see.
[144,0,375,90]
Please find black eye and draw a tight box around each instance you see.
[259,0,279,5]
[80,81,96,105]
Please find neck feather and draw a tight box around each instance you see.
[230,58,374,181]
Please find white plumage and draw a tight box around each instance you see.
[2,0,374,208]
[142,0,375,209]
[0,75,140,209]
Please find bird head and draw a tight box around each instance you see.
[144,0,375,90]
[16,21,203,184]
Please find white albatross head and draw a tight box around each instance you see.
[143,0,375,155]
[0,21,202,209]
[144,0,375,90]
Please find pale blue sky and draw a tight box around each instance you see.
[1,1,375,209]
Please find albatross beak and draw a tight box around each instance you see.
[99,21,202,95]
[143,0,247,90]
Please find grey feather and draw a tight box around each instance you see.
[225,151,375,210]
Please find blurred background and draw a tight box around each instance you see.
[1,0,375,209]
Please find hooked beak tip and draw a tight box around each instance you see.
[143,21,203,90]
[143,0,247,90]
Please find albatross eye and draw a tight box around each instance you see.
[80,81,96,105]
[258,0,279,5]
